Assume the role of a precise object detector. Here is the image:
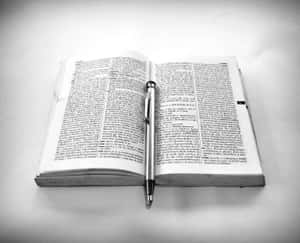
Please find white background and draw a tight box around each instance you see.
[1,0,300,242]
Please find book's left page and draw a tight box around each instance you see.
[37,54,148,183]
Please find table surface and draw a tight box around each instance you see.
[1,0,300,242]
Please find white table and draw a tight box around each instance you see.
[1,0,300,242]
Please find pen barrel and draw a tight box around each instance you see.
[145,82,156,181]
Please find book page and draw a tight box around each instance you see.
[39,55,148,175]
[154,57,263,176]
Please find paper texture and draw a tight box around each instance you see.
[38,55,263,184]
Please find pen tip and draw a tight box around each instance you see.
[146,195,153,208]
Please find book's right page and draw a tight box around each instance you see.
[153,57,265,186]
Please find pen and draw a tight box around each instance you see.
[144,80,156,208]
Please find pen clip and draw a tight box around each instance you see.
[144,91,151,123]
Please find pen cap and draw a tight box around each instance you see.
[146,81,156,89]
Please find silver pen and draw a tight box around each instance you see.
[144,80,156,208]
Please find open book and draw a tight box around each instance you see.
[35,53,265,187]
